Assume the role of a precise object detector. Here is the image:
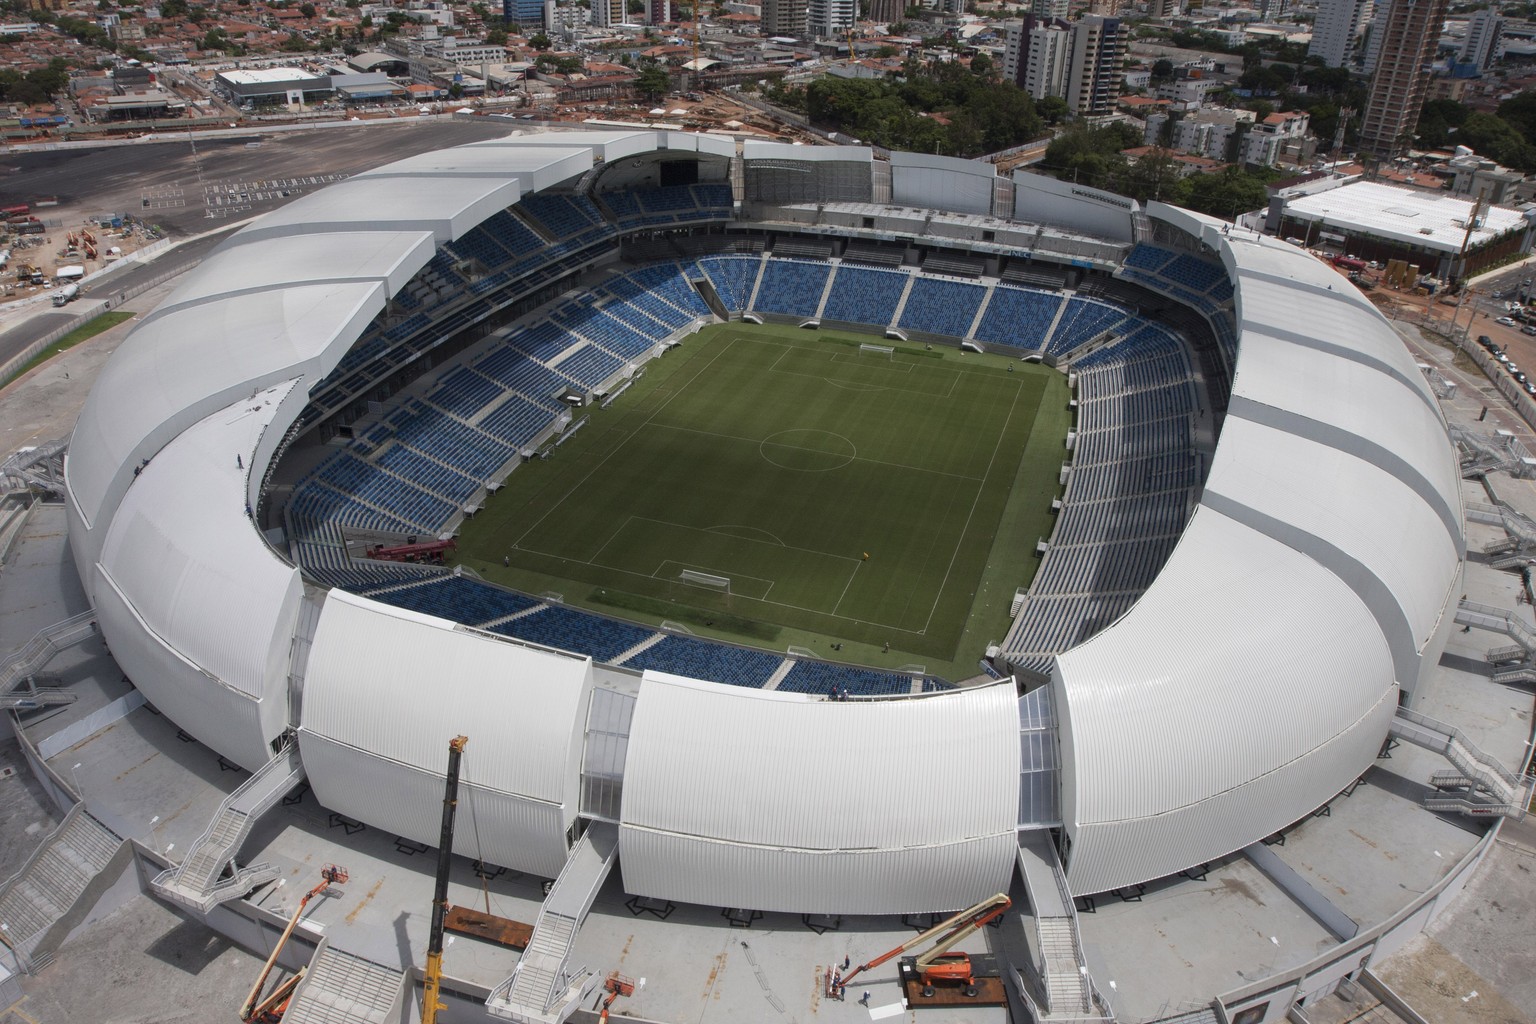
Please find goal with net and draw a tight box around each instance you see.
[859,342,895,360]
[679,569,731,594]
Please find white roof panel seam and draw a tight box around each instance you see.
[1225,395,1462,552]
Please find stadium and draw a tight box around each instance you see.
[34,127,1513,1024]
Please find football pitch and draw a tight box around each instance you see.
[458,323,1069,671]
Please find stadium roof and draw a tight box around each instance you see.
[64,132,1464,912]
[1282,180,1530,253]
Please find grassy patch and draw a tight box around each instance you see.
[7,310,135,383]
[457,323,1066,674]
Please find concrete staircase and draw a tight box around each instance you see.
[152,742,304,913]
[486,823,619,1024]
[1455,599,1536,663]
[0,808,123,971]
[283,942,406,1024]
[1391,707,1534,819]
[1015,831,1110,1021]
[0,612,96,698]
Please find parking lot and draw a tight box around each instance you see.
[202,173,350,217]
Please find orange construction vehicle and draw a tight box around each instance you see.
[598,971,634,1021]
[840,893,1010,999]
[239,865,348,1022]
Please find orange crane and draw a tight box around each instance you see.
[239,865,348,1022]
[840,893,1010,999]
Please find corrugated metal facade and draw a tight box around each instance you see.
[1055,230,1461,896]
[298,591,591,877]
[618,674,1018,914]
[891,152,994,216]
[66,280,386,574]
[93,566,282,771]
[98,383,303,703]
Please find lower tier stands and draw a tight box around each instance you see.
[1000,317,1203,675]
[621,635,782,688]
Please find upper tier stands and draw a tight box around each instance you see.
[1001,317,1201,675]
[973,286,1063,350]
[820,266,908,326]
[753,259,831,318]
[899,277,987,338]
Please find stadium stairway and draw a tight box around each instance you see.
[1038,293,1075,355]
[811,263,838,320]
[888,270,919,327]
[761,658,795,690]
[0,806,126,973]
[1450,426,1536,479]
[965,282,997,342]
[612,632,665,665]
[282,940,407,1024]
[1467,499,1536,560]
[1014,831,1110,1021]
[1389,707,1533,819]
[152,741,305,914]
[486,822,619,1024]
[0,611,97,699]
[1456,598,1536,664]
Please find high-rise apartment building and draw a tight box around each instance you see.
[763,0,808,37]
[807,0,855,36]
[1308,0,1370,68]
[1459,9,1505,71]
[1004,13,1123,114]
[1030,0,1069,17]
[1065,15,1125,116]
[1148,0,1182,18]
[869,0,903,21]
[588,0,623,25]
[1357,0,1450,159]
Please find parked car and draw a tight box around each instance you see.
[1497,316,1518,326]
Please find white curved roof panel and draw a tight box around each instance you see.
[619,673,1018,913]
[99,380,303,702]
[1207,401,1459,657]
[68,280,384,534]
[234,174,521,246]
[149,230,436,321]
[1054,507,1396,893]
[354,143,592,191]
[298,590,592,875]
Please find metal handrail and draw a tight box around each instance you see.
[1396,707,1526,791]
[0,612,96,694]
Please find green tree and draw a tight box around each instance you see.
[1150,58,1173,83]
[969,52,992,78]
[159,0,188,17]
[636,61,670,99]
[1184,166,1268,219]
[299,1,315,15]
[529,31,551,49]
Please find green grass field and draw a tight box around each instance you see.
[457,323,1069,677]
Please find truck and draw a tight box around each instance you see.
[52,283,79,306]
[1332,254,1368,272]
[54,265,84,283]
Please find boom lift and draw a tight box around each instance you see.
[239,864,348,1022]
[598,971,634,1022]
[840,893,1011,998]
[422,735,469,1024]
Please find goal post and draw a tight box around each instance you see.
[859,342,895,360]
[679,569,731,594]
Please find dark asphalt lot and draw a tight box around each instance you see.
[0,118,515,367]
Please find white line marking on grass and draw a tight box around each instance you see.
[656,422,982,483]
[831,560,862,618]
[706,524,787,546]
[919,378,1028,636]
[509,337,742,551]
